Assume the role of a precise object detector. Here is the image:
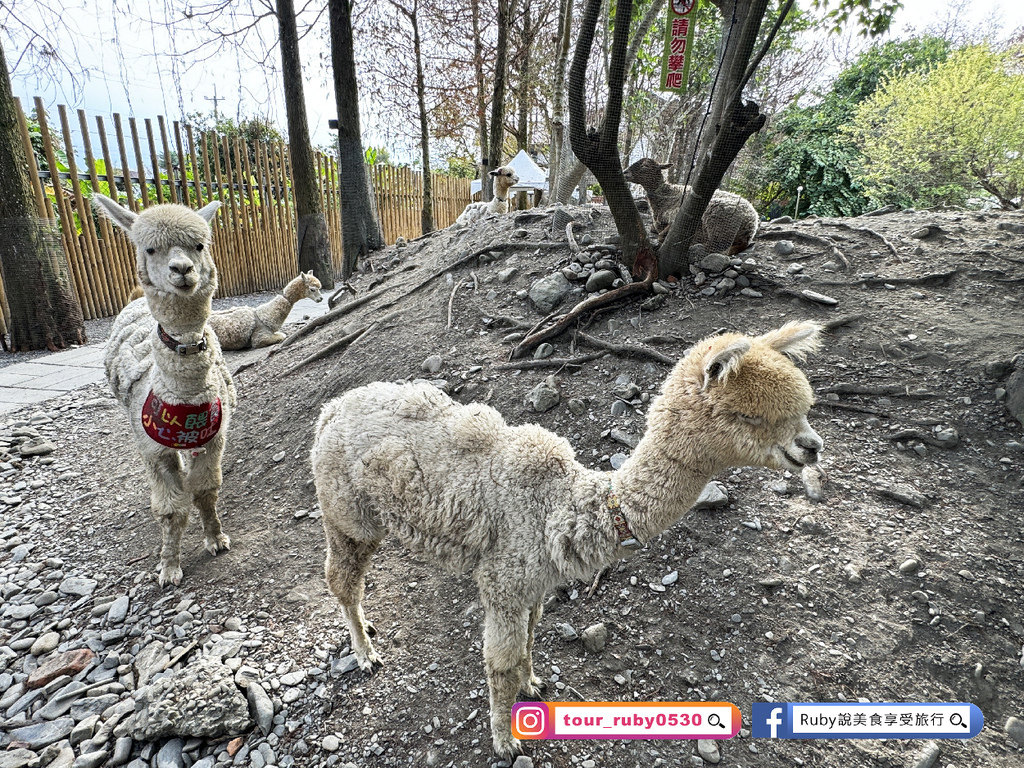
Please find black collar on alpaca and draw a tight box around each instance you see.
[158,325,207,356]
[495,196,506,203]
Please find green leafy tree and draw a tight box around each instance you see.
[752,35,950,217]
[849,43,1024,210]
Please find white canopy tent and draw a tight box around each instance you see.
[470,149,548,197]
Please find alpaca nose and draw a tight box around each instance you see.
[168,260,194,277]
[796,431,823,460]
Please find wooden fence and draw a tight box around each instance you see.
[6,98,473,324]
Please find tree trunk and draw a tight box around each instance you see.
[471,0,489,189]
[548,0,573,199]
[399,1,434,234]
[277,0,335,288]
[568,0,653,275]
[660,0,776,278]
[329,0,384,278]
[485,0,514,201]
[516,0,532,153]
[0,41,85,352]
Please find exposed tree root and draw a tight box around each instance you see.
[574,331,675,365]
[818,221,901,261]
[274,284,393,353]
[818,383,935,398]
[822,314,864,332]
[446,281,460,329]
[759,229,850,268]
[510,273,657,359]
[586,565,610,598]
[813,400,889,417]
[885,429,959,449]
[284,323,374,376]
[820,269,958,288]
[491,351,607,371]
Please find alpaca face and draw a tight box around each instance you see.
[488,166,519,187]
[623,158,672,191]
[302,271,323,302]
[91,195,220,297]
[664,321,824,473]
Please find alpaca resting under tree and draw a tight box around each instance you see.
[207,271,323,350]
[94,194,236,587]
[312,321,824,758]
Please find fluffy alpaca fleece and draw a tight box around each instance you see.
[451,166,519,228]
[208,271,323,350]
[312,321,824,759]
[623,157,759,255]
[95,194,237,587]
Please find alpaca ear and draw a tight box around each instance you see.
[92,194,138,232]
[196,200,222,223]
[488,169,500,177]
[758,321,822,361]
[702,339,751,390]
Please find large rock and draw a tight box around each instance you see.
[528,273,571,314]
[131,655,250,741]
[526,377,560,413]
[585,269,617,292]
[699,253,731,273]
[1006,364,1024,425]
[27,649,95,690]
[4,717,75,750]
[693,481,729,510]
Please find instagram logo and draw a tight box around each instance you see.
[513,703,548,738]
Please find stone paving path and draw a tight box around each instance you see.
[0,298,329,413]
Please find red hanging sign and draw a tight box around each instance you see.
[142,390,223,450]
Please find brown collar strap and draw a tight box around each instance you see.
[608,482,642,549]
[158,325,208,356]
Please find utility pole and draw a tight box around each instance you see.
[205,84,222,120]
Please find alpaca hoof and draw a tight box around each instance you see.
[522,675,547,697]
[492,734,524,760]
[205,533,231,555]
[355,647,382,673]
[158,566,183,587]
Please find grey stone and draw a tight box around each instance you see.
[497,267,518,283]
[529,273,572,313]
[581,623,607,654]
[534,343,554,360]
[910,741,940,768]
[585,270,617,293]
[526,378,560,413]
[800,289,838,306]
[58,578,97,597]
[190,759,215,768]
[610,400,629,417]
[72,751,109,768]
[0,749,39,768]
[106,596,130,625]
[247,682,274,735]
[609,453,628,470]
[899,559,920,575]
[1006,365,1024,425]
[661,571,679,586]
[156,738,185,768]
[740,288,763,298]
[131,656,250,741]
[996,222,1024,235]
[773,240,795,256]
[111,737,133,766]
[1005,716,1024,746]
[512,758,534,768]
[330,655,360,676]
[70,693,119,721]
[699,253,731,273]
[693,482,729,510]
[321,735,340,752]
[133,642,168,688]
[421,355,442,375]
[37,681,89,720]
[30,632,60,656]
[19,437,56,456]
[5,717,75,749]
[697,738,721,764]
[567,398,586,416]
[70,715,99,746]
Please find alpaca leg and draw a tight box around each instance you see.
[324,525,381,672]
[143,452,190,587]
[478,582,530,759]
[186,435,230,555]
[520,598,546,697]
[252,329,286,347]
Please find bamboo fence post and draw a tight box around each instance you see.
[211,131,238,296]
[172,121,189,207]
[144,119,164,205]
[58,105,113,316]
[77,108,130,307]
[113,114,137,212]
[280,143,297,278]
[158,116,178,204]
[34,99,92,318]
[14,98,47,218]
[254,141,280,286]
[265,143,287,279]
[240,137,272,290]
[129,118,150,209]
[232,136,259,292]
[96,114,139,297]
[185,125,203,206]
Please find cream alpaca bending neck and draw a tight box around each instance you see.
[208,271,322,350]
[312,321,824,759]
[94,194,236,587]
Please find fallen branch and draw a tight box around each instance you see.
[575,331,675,365]
[161,639,199,672]
[273,284,393,353]
[819,269,958,288]
[822,314,863,332]
[884,429,959,449]
[446,281,459,329]
[491,351,607,371]
[284,323,373,376]
[758,229,849,268]
[818,221,901,261]
[813,401,888,416]
[817,383,935,398]
[566,222,582,254]
[641,334,689,345]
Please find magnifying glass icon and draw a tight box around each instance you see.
[950,713,968,729]
[708,713,726,729]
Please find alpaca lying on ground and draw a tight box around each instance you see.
[94,194,236,587]
[311,321,824,759]
[451,166,519,228]
[207,271,322,350]
[623,157,759,255]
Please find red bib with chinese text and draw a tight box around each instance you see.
[142,390,222,450]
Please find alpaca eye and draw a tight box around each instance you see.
[196,244,204,251]
[738,413,764,426]
[146,248,155,255]
[708,362,722,378]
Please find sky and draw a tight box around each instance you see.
[5,0,1024,161]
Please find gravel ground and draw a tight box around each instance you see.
[0,291,279,371]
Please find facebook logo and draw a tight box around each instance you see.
[752,703,789,738]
